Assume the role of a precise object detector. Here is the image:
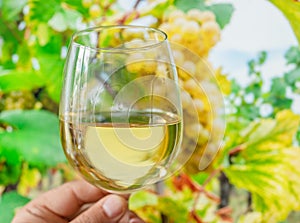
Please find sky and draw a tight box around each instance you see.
[209,0,300,112]
[211,0,297,52]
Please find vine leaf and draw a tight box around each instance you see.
[285,46,300,65]
[0,70,44,93]
[208,3,234,30]
[224,110,300,222]
[237,212,262,223]
[0,149,22,186]
[0,110,66,168]
[48,9,82,32]
[284,46,300,93]
[1,0,27,22]
[244,110,300,148]
[158,196,189,223]
[139,0,173,19]
[129,176,224,222]
[37,53,65,103]
[129,190,158,210]
[0,54,64,102]
[28,0,61,23]
[174,0,205,12]
[0,191,30,223]
[174,0,234,29]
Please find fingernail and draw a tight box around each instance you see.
[103,195,126,218]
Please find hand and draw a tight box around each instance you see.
[12,180,144,223]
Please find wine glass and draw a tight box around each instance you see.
[59,25,183,193]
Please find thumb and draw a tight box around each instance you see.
[71,194,128,223]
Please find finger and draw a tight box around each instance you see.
[71,194,128,223]
[12,205,67,223]
[128,211,146,223]
[129,218,146,223]
[67,192,130,219]
[43,180,108,217]
[12,180,108,223]
[119,210,145,223]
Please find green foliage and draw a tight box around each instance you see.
[174,0,206,12]
[29,0,61,22]
[0,70,43,93]
[218,46,300,222]
[1,0,300,222]
[174,0,234,29]
[208,3,235,29]
[129,190,158,209]
[48,9,82,32]
[0,191,30,223]
[0,110,65,167]
[285,45,300,65]
[1,0,27,22]
[0,149,23,186]
[28,0,85,29]
[36,54,65,102]
[140,0,174,19]
[237,212,262,223]
[284,46,300,93]
[158,196,189,223]
[224,110,300,222]
[0,0,73,103]
[130,180,223,223]
[226,49,300,123]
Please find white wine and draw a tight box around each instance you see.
[60,111,182,192]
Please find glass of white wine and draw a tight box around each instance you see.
[59,25,182,193]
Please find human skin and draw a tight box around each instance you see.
[12,180,144,223]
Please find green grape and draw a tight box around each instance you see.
[185,123,202,140]
[126,53,157,74]
[170,33,182,43]
[89,4,102,18]
[180,91,191,109]
[173,17,188,27]
[193,98,204,113]
[172,50,185,65]
[167,10,185,23]
[82,0,93,8]
[182,61,196,76]
[158,9,225,173]
[181,21,200,38]
[187,9,203,22]
[197,11,216,24]
[3,90,36,110]
[159,8,220,57]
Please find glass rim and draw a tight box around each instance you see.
[71,25,168,52]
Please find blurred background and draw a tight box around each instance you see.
[0,0,300,222]
[211,0,299,112]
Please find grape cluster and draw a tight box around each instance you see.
[82,0,116,19]
[158,9,225,173]
[159,9,221,57]
[178,55,225,173]
[82,0,102,18]
[0,90,60,113]
[0,90,38,111]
